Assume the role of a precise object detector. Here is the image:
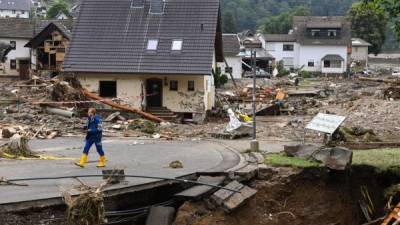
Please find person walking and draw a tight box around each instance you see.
[75,108,106,168]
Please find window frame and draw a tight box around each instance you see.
[10,59,17,69]
[282,44,294,51]
[171,39,183,51]
[146,39,158,51]
[99,80,117,98]
[188,80,195,91]
[169,80,178,91]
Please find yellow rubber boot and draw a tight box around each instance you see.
[74,154,88,168]
[97,156,106,168]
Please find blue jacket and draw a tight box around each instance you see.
[85,115,103,142]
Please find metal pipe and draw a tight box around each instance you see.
[3,174,241,193]
[46,107,75,117]
[252,48,257,140]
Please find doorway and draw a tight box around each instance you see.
[19,60,30,80]
[146,79,163,108]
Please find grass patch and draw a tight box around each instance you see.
[353,148,400,171]
[299,79,313,86]
[265,153,321,168]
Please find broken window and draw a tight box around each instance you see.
[188,81,195,91]
[10,60,16,69]
[283,44,294,51]
[170,80,178,91]
[171,39,183,51]
[308,60,314,67]
[99,81,117,98]
[9,41,16,50]
[146,39,158,50]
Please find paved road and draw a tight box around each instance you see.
[0,137,240,210]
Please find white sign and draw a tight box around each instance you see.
[305,113,346,134]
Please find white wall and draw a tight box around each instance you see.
[266,42,300,68]
[217,56,242,79]
[0,9,29,18]
[0,38,30,76]
[299,45,348,73]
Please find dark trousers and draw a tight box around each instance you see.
[83,139,105,156]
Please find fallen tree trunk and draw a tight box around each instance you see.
[81,89,165,123]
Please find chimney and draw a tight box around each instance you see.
[150,0,165,14]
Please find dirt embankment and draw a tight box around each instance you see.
[174,166,400,225]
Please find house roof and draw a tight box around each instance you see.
[293,16,351,46]
[0,0,31,11]
[264,34,296,42]
[0,18,74,39]
[0,18,33,39]
[64,0,223,75]
[352,38,372,47]
[322,54,344,61]
[222,34,240,56]
[25,22,73,48]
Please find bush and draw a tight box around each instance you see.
[298,70,312,78]
[276,60,289,77]
[213,67,229,88]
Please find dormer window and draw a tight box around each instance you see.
[146,39,158,50]
[328,30,337,37]
[150,0,165,14]
[311,29,320,37]
[171,39,183,51]
[131,0,144,8]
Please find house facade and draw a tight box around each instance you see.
[0,18,32,78]
[64,0,223,120]
[264,16,352,74]
[0,0,31,18]
[217,34,242,79]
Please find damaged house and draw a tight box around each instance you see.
[64,0,223,121]
[25,21,73,76]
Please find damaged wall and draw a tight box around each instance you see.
[77,74,214,113]
[0,38,30,76]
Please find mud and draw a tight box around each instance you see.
[174,166,400,225]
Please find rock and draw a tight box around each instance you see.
[313,147,353,170]
[169,160,183,169]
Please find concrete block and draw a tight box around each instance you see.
[222,185,257,213]
[257,164,276,180]
[174,176,225,200]
[249,152,265,164]
[235,164,258,181]
[211,181,243,206]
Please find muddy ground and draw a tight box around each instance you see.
[174,166,400,225]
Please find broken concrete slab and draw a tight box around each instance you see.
[222,185,257,213]
[249,152,265,164]
[146,206,175,225]
[313,147,353,170]
[174,176,226,200]
[211,181,244,206]
[234,164,258,181]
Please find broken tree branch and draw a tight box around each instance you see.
[81,88,165,123]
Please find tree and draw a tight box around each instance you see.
[222,11,237,33]
[364,0,400,41]
[347,2,388,54]
[46,0,70,19]
[260,6,311,34]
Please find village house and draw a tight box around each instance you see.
[264,16,352,74]
[0,18,32,79]
[351,38,371,66]
[217,34,242,79]
[25,20,73,77]
[63,0,223,122]
[0,0,31,18]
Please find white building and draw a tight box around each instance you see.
[218,34,242,79]
[264,16,352,74]
[351,38,371,65]
[0,0,31,18]
[0,18,32,78]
